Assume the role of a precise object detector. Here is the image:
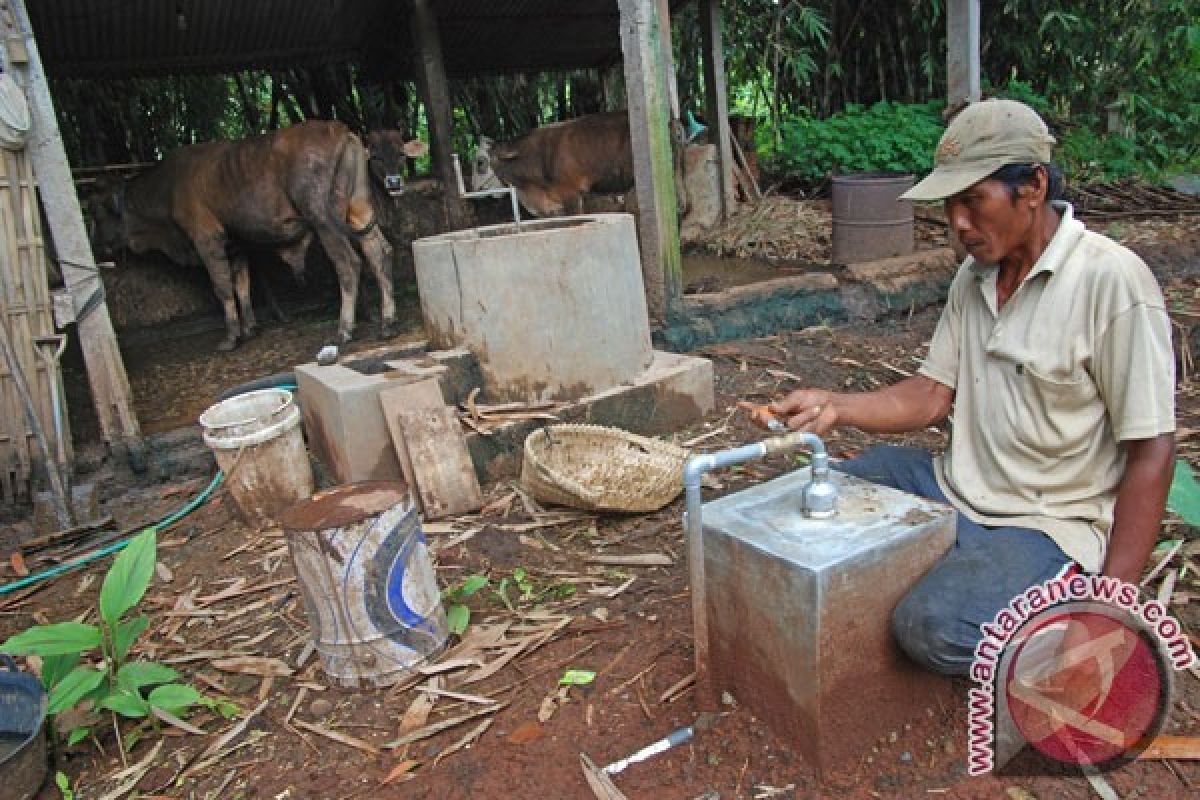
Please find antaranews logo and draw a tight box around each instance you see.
[967,573,1197,775]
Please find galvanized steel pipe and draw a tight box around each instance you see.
[682,430,836,707]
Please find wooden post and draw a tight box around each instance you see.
[4,0,143,466]
[654,0,680,121]
[701,0,735,217]
[410,0,467,230]
[619,0,683,324]
[946,0,980,109]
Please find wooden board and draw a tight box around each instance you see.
[393,406,483,520]
[379,379,482,519]
[379,378,445,499]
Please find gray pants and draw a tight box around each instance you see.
[838,446,1076,677]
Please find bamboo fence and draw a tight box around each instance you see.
[0,143,69,503]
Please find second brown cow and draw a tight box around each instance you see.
[471,110,636,217]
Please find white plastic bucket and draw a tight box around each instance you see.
[279,482,448,688]
[199,388,314,526]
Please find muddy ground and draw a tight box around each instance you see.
[2,209,1199,800]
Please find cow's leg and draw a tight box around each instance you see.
[277,234,312,289]
[203,258,241,351]
[356,226,396,339]
[233,255,258,339]
[517,186,561,217]
[313,225,361,344]
[191,231,241,351]
[271,234,314,325]
[255,271,289,324]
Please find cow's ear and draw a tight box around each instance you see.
[494,143,518,161]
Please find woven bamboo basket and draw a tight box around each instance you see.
[520,424,690,513]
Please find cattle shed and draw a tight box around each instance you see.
[0,0,982,496]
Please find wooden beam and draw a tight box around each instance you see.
[619,0,683,325]
[700,0,735,218]
[654,0,680,121]
[946,0,981,108]
[410,0,468,230]
[3,0,143,465]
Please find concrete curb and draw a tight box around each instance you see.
[655,248,959,351]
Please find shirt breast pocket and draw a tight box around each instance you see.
[1015,363,1105,457]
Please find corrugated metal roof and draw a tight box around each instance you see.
[28,0,683,79]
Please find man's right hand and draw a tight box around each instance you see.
[769,389,837,436]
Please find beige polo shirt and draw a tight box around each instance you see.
[920,203,1175,572]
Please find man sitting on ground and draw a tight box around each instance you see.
[763,98,1176,676]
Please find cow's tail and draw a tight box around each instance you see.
[329,131,379,238]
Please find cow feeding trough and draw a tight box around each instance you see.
[413,214,653,403]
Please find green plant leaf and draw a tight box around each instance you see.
[460,575,488,597]
[199,696,242,719]
[100,528,157,628]
[66,726,90,747]
[1168,459,1200,527]
[97,689,151,718]
[559,669,596,686]
[116,661,178,693]
[47,667,106,715]
[113,615,150,663]
[147,683,202,712]
[41,653,80,690]
[446,603,469,636]
[122,726,143,752]
[55,770,74,800]
[2,622,102,657]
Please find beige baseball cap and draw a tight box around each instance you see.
[900,98,1057,201]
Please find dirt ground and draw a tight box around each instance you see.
[3,208,1200,800]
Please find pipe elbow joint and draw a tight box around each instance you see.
[683,453,718,488]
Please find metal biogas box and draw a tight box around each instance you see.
[701,467,955,773]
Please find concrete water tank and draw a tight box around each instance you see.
[412,214,654,403]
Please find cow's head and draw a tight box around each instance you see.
[365,131,428,197]
[470,136,511,191]
[81,176,129,260]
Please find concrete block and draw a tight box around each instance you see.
[299,348,713,487]
[296,364,439,484]
[466,350,714,481]
[701,468,956,774]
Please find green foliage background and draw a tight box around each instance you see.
[52,2,1200,188]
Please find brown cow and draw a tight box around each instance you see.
[90,121,417,351]
[471,110,637,217]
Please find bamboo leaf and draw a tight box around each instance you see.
[113,615,150,663]
[41,653,80,689]
[47,667,106,715]
[116,661,178,693]
[98,689,151,719]
[100,528,157,627]
[148,683,202,713]
[2,622,102,657]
